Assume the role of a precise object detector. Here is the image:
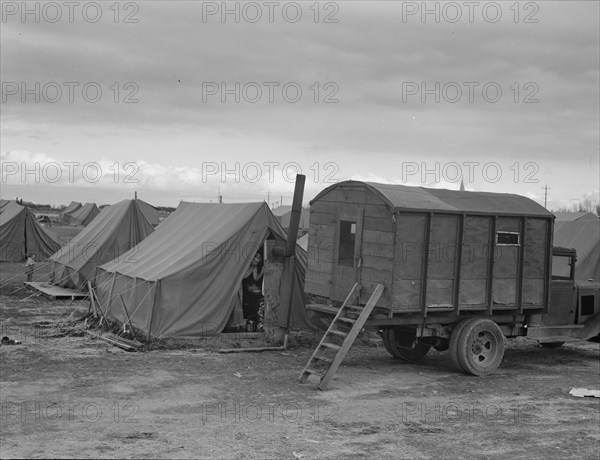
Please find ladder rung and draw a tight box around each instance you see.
[328,329,348,337]
[337,317,356,324]
[299,282,384,390]
[302,368,323,376]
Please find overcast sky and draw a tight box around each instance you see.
[1,1,598,209]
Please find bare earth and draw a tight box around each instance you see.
[1,262,599,459]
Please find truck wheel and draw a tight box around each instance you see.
[448,318,475,372]
[540,342,564,348]
[382,329,431,363]
[457,319,505,376]
[380,329,395,355]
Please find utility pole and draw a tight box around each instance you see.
[541,185,550,208]
[267,191,271,207]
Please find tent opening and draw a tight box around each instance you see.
[224,243,266,333]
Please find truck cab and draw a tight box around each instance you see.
[526,246,600,345]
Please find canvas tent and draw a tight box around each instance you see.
[135,199,160,227]
[49,199,155,290]
[0,200,61,261]
[64,203,99,226]
[554,220,600,281]
[554,212,598,222]
[95,202,317,339]
[61,201,82,217]
[272,205,310,232]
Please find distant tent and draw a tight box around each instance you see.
[95,202,318,339]
[135,199,160,227]
[64,203,99,226]
[49,200,155,290]
[554,220,600,281]
[554,212,599,222]
[272,205,310,231]
[0,201,61,261]
[61,201,82,217]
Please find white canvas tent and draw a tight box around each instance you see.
[0,201,61,261]
[95,202,317,338]
[554,220,600,281]
[49,199,154,290]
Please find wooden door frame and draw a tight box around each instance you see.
[330,206,364,301]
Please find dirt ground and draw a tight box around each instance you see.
[1,261,599,459]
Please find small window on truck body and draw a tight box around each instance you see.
[496,231,520,246]
[338,220,356,267]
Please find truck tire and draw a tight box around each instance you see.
[382,328,431,363]
[457,319,505,376]
[448,318,476,372]
[540,342,564,348]
[380,329,395,356]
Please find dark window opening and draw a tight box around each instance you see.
[496,232,520,245]
[338,220,356,267]
[580,295,595,316]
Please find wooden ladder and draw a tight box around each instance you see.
[299,282,384,390]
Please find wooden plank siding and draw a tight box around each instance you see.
[305,181,554,316]
[305,187,394,305]
[306,186,395,304]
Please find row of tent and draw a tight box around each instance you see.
[1,196,317,338]
[58,200,159,227]
[60,202,100,226]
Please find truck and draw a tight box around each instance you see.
[303,181,599,376]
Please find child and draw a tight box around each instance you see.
[25,254,36,282]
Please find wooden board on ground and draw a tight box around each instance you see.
[84,330,142,351]
[23,282,88,300]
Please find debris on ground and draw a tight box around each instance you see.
[1,336,22,345]
[569,388,600,398]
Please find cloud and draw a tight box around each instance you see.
[0,149,326,204]
[1,2,598,208]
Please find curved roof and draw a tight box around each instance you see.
[311,181,553,217]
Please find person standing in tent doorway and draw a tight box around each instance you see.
[25,254,36,282]
[242,250,264,331]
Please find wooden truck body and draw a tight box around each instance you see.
[305,181,600,375]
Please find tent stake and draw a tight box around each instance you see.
[118,294,138,340]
